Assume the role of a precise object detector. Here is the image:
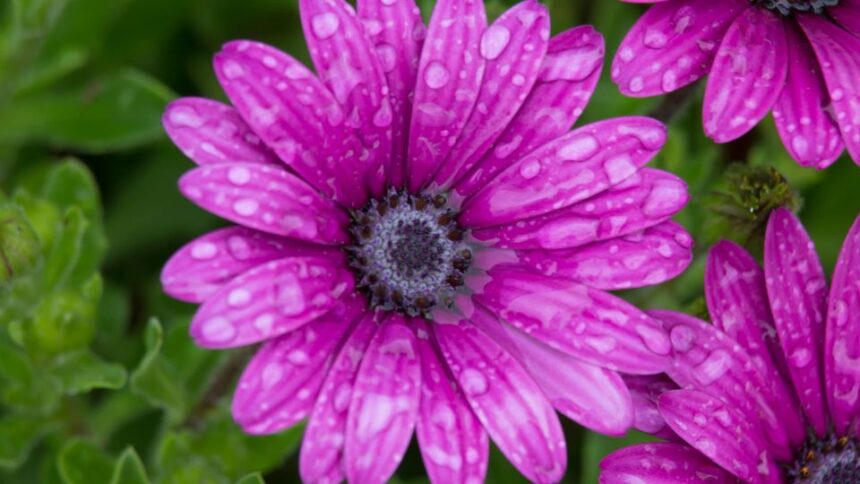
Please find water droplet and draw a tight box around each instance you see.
[662,70,678,92]
[228,288,251,307]
[376,44,397,73]
[461,368,488,395]
[540,47,602,82]
[669,325,695,352]
[202,316,236,342]
[233,198,260,216]
[191,241,218,260]
[628,76,644,93]
[585,336,617,354]
[424,61,450,89]
[643,29,667,48]
[254,313,275,333]
[619,47,634,62]
[832,88,845,101]
[373,99,393,127]
[519,159,541,179]
[558,134,599,161]
[693,349,731,385]
[604,154,637,184]
[635,324,671,355]
[261,362,284,388]
[222,59,245,79]
[480,25,511,60]
[311,12,340,39]
[792,135,809,158]
[790,347,811,368]
[333,382,353,412]
[228,166,251,185]
[288,349,310,365]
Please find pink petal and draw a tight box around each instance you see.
[600,442,734,484]
[454,25,604,198]
[345,315,421,483]
[658,389,781,482]
[432,1,550,188]
[623,374,678,439]
[703,7,788,143]
[162,226,336,303]
[472,168,689,250]
[773,26,844,169]
[475,269,671,374]
[231,314,353,434]
[830,0,860,36]
[612,0,747,97]
[357,0,425,189]
[406,0,486,192]
[414,321,488,484]
[162,97,279,166]
[825,215,860,435]
[799,14,860,166]
[178,163,349,244]
[764,208,828,436]
[504,221,693,290]
[651,310,804,459]
[299,0,391,197]
[460,117,666,228]
[434,319,566,483]
[300,314,377,484]
[213,41,366,206]
[189,256,355,348]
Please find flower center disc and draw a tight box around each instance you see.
[347,191,472,317]
[751,0,839,15]
[789,435,860,483]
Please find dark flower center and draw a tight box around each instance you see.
[751,0,839,16]
[788,435,860,483]
[346,190,472,317]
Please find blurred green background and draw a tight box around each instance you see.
[0,0,858,482]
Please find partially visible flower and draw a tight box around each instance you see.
[161,0,694,482]
[613,0,860,169]
[601,208,860,483]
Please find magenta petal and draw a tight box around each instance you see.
[703,7,788,143]
[476,269,671,374]
[299,0,391,196]
[659,389,781,482]
[162,97,279,166]
[612,0,747,97]
[299,314,377,484]
[454,25,604,198]
[460,117,666,228]
[345,315,421,483]
[434,320,566,483]
[189,256,355,348]
[799,14,860,166]
[600,442,734,484]
[830,1,860,36]
[472,168,689,250]
[231,315,352,434]
[432,1,550,188]
[415,322,488,484]
[161,226,335,303]
[357,0,424,189]
[406,0,486,192]
[623,374,678,439]
[764,208,828,436]
[825,216,860,435]
[773,26,844,169]
[179,163,349,244]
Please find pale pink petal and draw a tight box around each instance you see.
[357,0,425,188]
[460,117,666,228]
[764,208,828,436]
[406,0,486,192]
[600,442,734,484]
[434,319,566,483]
[825,215,860,435]
[162,226,336,303]
[502,221,693,290]
[703,7,788,143]
[623,374,678,439]
[612,0,747,97]
[799,14,860,166]
[471,168,689,250]
[454,25,604,197]
[433,1,550,188]
[300,314,378,484]
[162,97,279,166]
[345,315,421,483]
[231,314,353,434]
[658,389,781,482]
[831,0,860,36]
[475,269,671,374]
[178,163,349,244]
[299,0,391,196]
[189,256,355,348]
[213,41,366,206]
[415,321,488,484]
[773,26,844,169]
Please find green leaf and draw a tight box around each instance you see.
[0,202,41,283]
[57,439,114,484]
[155,433,230,484]
[129,318,188,420]
[0,339,60,412]
[109,448,150,484]
[235,473,264,484]
[0,413,57,470]
[41,206,88,290]
[38,158,101,220]
[52,350,127,394]
[27,282,99,354]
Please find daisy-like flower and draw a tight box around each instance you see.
[161,0,694,481]
[612,0,860,169]
[601,208,860,483]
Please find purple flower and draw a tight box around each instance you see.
[161,0,694,481]
[612,0,860,169]
[601,208,860,483]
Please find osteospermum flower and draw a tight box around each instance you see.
[161,0,694,481]
[612,0,860,169]
[601,208,860,483]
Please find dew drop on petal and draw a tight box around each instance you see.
[233,198,259,216]
[202,317,236,343]
[191,241,218,260]
[558,134,599,161]
[480,25,511,60]
[228,166,251,185]
[461,368,488,396]
[424,61,451,89]
[311,12,340,39]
